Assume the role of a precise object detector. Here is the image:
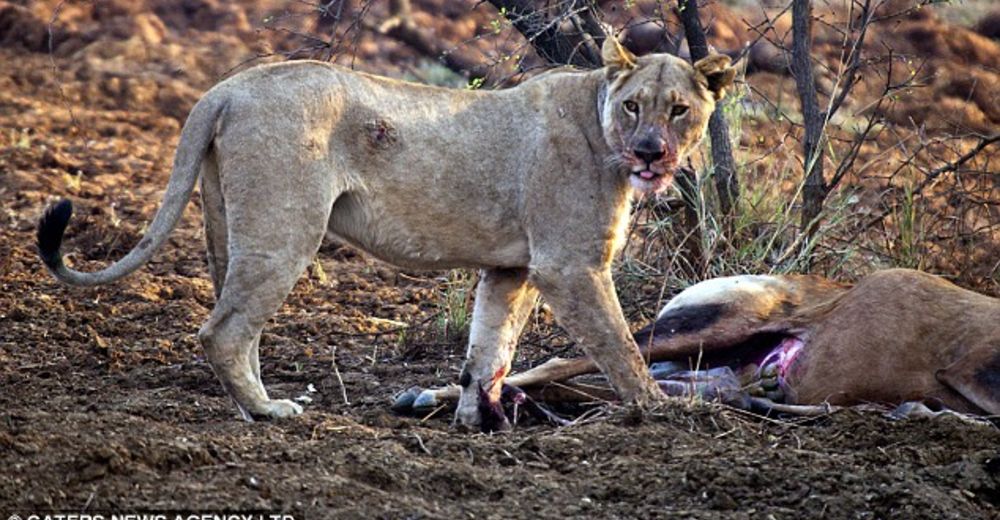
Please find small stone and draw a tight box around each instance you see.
[79,463,107,482]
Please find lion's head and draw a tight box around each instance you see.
[599,36,735,194]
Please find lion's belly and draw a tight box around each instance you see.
[325,191,530,270]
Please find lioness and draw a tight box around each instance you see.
[37,37,735,429]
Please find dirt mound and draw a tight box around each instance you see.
[883,15,1000,133]
[975,9,1000,39]
[0,2,54,51]
[730,4,1000,133]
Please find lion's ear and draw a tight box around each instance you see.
[693,54,736,101]
[601,35,637,74]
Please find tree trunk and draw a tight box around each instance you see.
[791,0,826,238]
[677,0,739,218]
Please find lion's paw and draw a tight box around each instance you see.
[250,399,304,421]
[454,402,488,432]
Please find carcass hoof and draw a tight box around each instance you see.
[412,389,440,413]
[390,386,442,416]
[390,386,424,414]
[887,401,991,425]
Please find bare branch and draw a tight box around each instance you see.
[824,0,874,120]
[862,134,1000,232]
[488,0,604,68]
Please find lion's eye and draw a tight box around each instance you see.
[671,104,689,118]
[622,100,639,114]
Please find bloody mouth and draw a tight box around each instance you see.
[629,169,673,193]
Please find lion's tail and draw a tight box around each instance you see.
[37,94,227,287]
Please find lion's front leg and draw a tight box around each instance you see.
[455,268,539,431]
[529,264,664,407]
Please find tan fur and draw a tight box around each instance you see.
[39,38,735,427]
[786,269,1000,414]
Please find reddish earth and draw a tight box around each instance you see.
[1,1,998,518]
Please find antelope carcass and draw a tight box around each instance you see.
[395,269,999,421]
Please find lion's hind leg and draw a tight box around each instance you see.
[200,226,331,420]
[200,146,228,299]
[200,150,269,390]
[199,157,338,421]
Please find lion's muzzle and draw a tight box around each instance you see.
[627,131,679,195]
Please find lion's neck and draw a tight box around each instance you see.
[522,68,613,164]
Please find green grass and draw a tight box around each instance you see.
[436,269,475,342]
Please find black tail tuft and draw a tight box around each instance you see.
[37,199,73,269]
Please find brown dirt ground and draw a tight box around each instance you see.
[1,1,999,519]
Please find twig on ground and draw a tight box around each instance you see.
[412,432,432,455]
[330,344,350,406]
